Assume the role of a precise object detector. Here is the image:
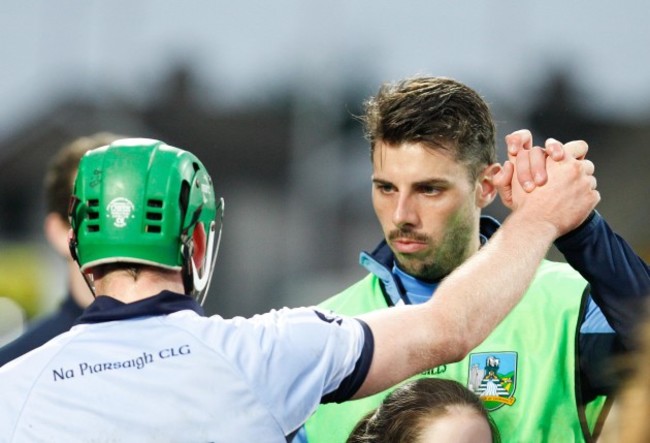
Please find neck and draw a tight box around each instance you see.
[92,267,185,303]
[68,260,95,308]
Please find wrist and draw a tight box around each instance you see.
[505,210,560,243]
[554,211,598,247]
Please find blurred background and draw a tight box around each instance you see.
[0,1,648,334]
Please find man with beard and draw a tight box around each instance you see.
[299,77,649,442]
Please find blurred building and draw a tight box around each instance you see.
[0,66,375,319]
[525,70,650,261]
[0,66,647,323]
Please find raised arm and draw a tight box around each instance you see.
[505,129,650,350]
[354,151,600,397]
[555,211,650,350]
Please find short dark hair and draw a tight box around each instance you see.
[346,378,500,443]
[362,76,497,181]
[44,132,124,221]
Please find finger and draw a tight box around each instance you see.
[582,159,595,176]
[515,149,536,192]
[544,138,565,162]
[494,161,515,208]
[505,129,533,157]
[493,160,514,189]
[504,159,515,180]
[562,140,589,160]
[530,147,548,186]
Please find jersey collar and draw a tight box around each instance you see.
[360,215,500,306]
[75,290,205,325]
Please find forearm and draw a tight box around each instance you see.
[556,211,650,349]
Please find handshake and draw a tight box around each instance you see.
[494,129,599,238]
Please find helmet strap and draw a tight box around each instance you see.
[181,240,194,297]
[69,229,97,298]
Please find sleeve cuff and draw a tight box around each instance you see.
[554,210,600,249]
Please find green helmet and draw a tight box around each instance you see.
[69,138,224,304]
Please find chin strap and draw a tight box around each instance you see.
[68,228,97,298]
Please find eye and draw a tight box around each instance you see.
[374,182,395,194]
[418,185,442,196]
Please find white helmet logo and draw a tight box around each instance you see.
[107,197,135,228]
[200,183,212,203]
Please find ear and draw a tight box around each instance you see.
[475,163,502,209]
[44,213,73,259]
[191,223,207,270]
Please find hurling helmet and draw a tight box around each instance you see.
[69,138,223,305]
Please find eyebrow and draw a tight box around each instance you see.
[372,177,451,187]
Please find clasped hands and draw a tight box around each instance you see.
[494,129,600,236]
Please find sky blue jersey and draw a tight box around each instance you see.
[0,291,373,443]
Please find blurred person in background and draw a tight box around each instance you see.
[598,300,650,443]
[0,132,123,367]
[0,136,599,441]
[347,378,500,443]
[0,298,24,346]
[299,76,650,443]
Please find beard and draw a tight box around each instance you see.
[391,212,475,282]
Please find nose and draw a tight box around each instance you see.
[392,194,419,228]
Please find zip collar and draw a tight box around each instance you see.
[359,215,500,306]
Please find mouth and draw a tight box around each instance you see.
[391,238,428,254]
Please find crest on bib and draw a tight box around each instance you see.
[467,351,517,411]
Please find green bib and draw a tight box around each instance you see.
[305,260,607,443]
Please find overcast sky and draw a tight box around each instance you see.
[1,0,649,138]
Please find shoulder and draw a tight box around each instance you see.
[318,275,387,315]
[0,327,80,389]
[521,260,589,308]
[200,307,365,352]
[535,259,587,284]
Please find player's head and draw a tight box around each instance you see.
[347,378,499,443]
[68,138,223,305]
[362,76,496,182]
[363,77,500,280]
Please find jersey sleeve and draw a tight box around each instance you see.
[556,211,650,350]
[219,307,374,436]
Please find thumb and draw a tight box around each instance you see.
[563,140,589,160]
[494,160,514,209]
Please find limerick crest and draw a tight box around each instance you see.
[467,352,517,411]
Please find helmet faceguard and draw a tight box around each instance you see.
[68,138,224,305]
